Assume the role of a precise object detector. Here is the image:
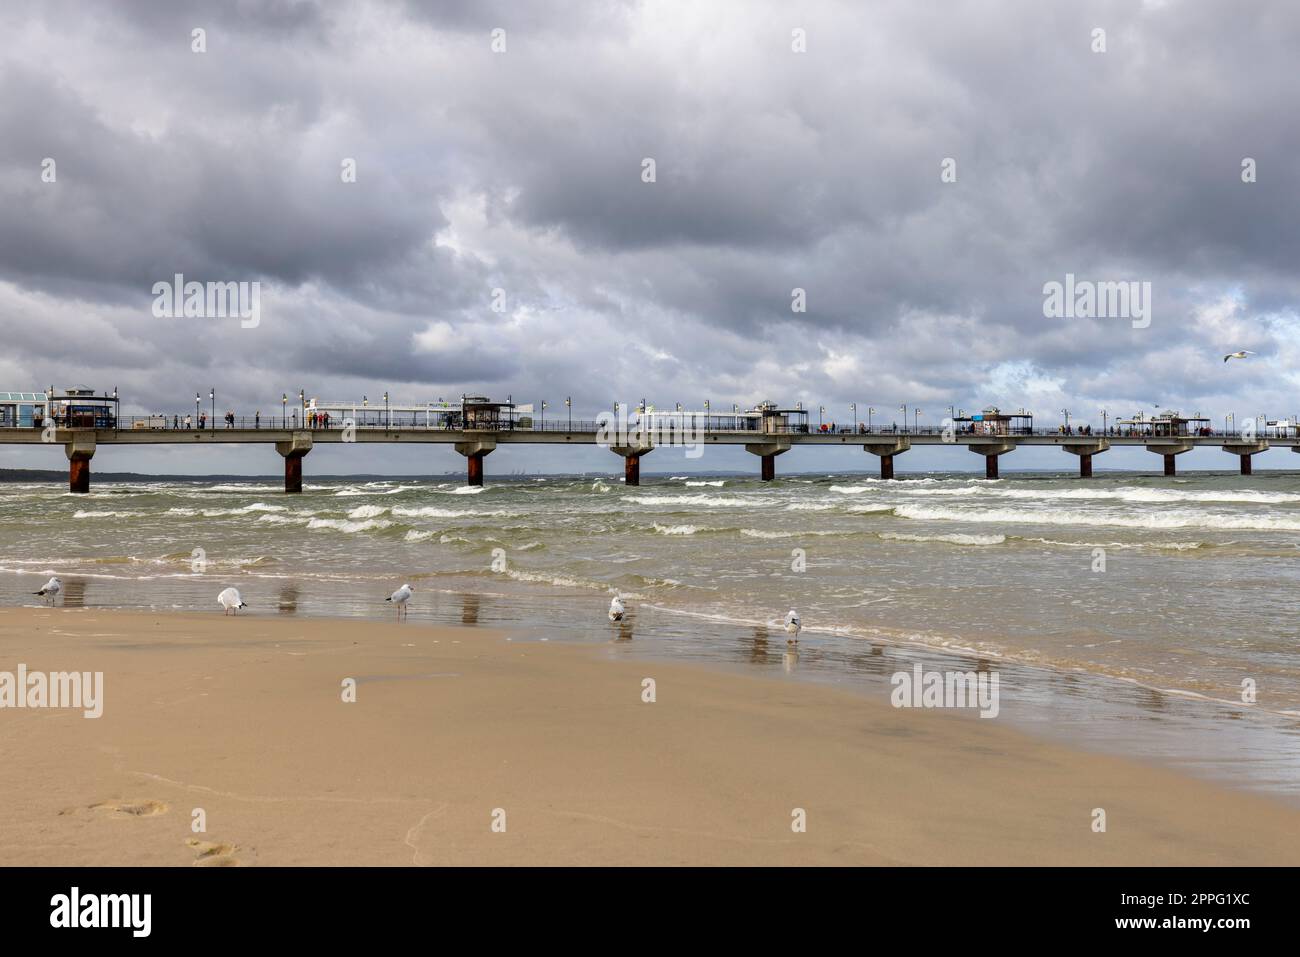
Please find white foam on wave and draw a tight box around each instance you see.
[404,529,435,542]
[623,493,764,508]
[684,480,725,487]
[881,532,1006,546]
[653,523,699,535]
[1021,537,1205,551]
[306,517,394,533]
[390,505,519,519]
[347,504,389,519]
[73,510,143,519]
[894,503,1300,532]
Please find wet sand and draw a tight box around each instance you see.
[1,606,1298,866]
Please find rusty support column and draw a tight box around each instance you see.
[880,454,894,480]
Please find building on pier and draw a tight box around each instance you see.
[51,387,119,429]
[0,391,49,428]
[953,407,1034,436]
[1115,411,1211,437]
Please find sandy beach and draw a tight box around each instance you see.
[1,606,1298,866]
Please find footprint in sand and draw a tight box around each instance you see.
[185,838,241,867]
[69,799,170,818]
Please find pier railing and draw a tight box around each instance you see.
[6,414,1294,440]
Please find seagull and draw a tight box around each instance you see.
[34,576,62,605]
[217,587,247,615]
[608,595,626,622]
[784,609,801,644]
[387,583,413,618]
[1223,351,1255,363]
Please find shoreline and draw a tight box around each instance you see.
[3,606,1300,865]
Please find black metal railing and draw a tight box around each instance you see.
[4,414,1297,441]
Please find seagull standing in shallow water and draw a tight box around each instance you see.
[784,609,801,644]
[34,577,62,605]
[1223,351,1255,362]
[387,583,413,618]
[608,595,625,622]
[217,587,247,615]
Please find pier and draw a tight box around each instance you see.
[3,409,1299,492]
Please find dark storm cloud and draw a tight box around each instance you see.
[1,0,1299,475]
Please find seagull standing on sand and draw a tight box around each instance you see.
[217,587,248,615]
[34,577,62,605]
[784,609,801,644]
[387,583,413,618]
[608,595,626,622]
[1223,351,1255,363]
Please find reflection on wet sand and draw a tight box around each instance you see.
[59,580,87,607]
[460,592,480,625]
[277,584,300,614]
[613,620,634,643]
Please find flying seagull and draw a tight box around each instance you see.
[1223,351,1255,362]
[217,587,247,615]
[387,583,413,618]
[34,576,62,605]
[784,609,802,644]
[608,595,626,622]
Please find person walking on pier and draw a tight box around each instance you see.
[199,412,207,430]
[255,410,260,429]
[184,413,192,430]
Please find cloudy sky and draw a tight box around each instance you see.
[2,0,1298,476]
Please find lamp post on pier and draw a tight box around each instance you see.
[900,404,907,433]
[384,391,390,429]
[566,396,571,431]
[195,393,201,428]
[281,393,287,428]
[210,389,215,429]
[868,407,875,431]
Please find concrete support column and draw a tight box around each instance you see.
[745,440,790,482]
[455,438,497,488]
[284,452,305,493]
[610,443,653,487]
[275,432,313,495]
[1223,442,1267,477]
[64,434,96,494]
[863,439,910,481]
[1061,440,1109,479]
[1147,442,1192,478]
[466,454,486,487]
[968,442,1016,480]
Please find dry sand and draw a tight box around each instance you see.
[1,606,1298,866]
